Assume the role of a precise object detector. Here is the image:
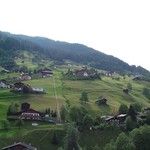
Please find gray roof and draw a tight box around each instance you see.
[1,142,37,150]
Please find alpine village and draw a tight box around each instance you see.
[0,31,150,150]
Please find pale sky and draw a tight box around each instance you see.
[0,0,150,71]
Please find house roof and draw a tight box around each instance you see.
[41,70,53,74]
[144,107,150,111]
[32,87,44,92]
[95,98,107,102]
[0,79,7,83]
[101,115,115,121]
[17,108,41,115]
[14,82,25,87]
[117,114,127,118]
[1,142,37,150]
[22,102,30,105]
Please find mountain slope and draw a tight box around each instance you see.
[0,31,149,75]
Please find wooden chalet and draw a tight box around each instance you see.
[116,114,127,124]
[1,142,37,150]
[32,87,44,93]
[17,108,42,120]
[123,89,129,94]
[144,107,150,111]
[75,69,89,77]
[101,115,115,122]
[1,69,10,74]
[136,113,146,119]
[41,69,53,78]
[19,73,32,80]
[0,80,11,88]
[13,82,25,91]
[132,76,142,81]
[101,114,128,124]
[95,98,108,106]
[66,68,100,80]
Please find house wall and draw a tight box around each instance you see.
[21,112,41,120]
[0,83,10,88]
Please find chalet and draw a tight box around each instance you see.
[13,82,25,91]
[132,76,142,81]
[105,72,113,77]
[101,115,115,122]
[19,73,32,80]
[144,107,150,111]
[1,142,37,150]
[123,89,129,94]
[95,98,108,106]
[116,114,127,124]
[0,79,7,84]
[66,68,100,80]
[136,113,146,119]
[1,69,10,74]
[0,81,10,89]
[66,63,72,67]
[32,87,44,93]
[17,108,42,120]
[41,69,53,78]
[75,68,99,77]
[75,69,89,77]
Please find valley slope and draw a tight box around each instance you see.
[0,31,149,75]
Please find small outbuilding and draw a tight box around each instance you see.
[95,98,108,106]
[123,89,129,94]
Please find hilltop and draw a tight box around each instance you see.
[0,31,149,76]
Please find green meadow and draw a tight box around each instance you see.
[0,122,121,150]
[0,65,150,149]
[62,75,150,116]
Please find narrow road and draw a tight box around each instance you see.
[52,76,61,121]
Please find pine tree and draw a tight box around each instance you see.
[64,125,81,150]
[128,105,137,121]
[51,132,59,145]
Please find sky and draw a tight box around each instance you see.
[0,0,150,71]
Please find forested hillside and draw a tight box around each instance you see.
[0,31,149,75]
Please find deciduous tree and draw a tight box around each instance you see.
[127,82,132,92]
[130,125,150,150]
[115,132,135,150]
[15,118,24,129]
[80,91,88,103]
[118,104,128,114]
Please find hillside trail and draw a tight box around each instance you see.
[52,76,61,122]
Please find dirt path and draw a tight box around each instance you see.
[52,76,61,121]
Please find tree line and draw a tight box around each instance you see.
[0,31,150,76]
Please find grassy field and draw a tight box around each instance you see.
[15,51,52,69]
[0,71,65,126]
[0,64,150,149]
[0,123,121,150]
[62,75,150,116]
[0,66,150,120]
